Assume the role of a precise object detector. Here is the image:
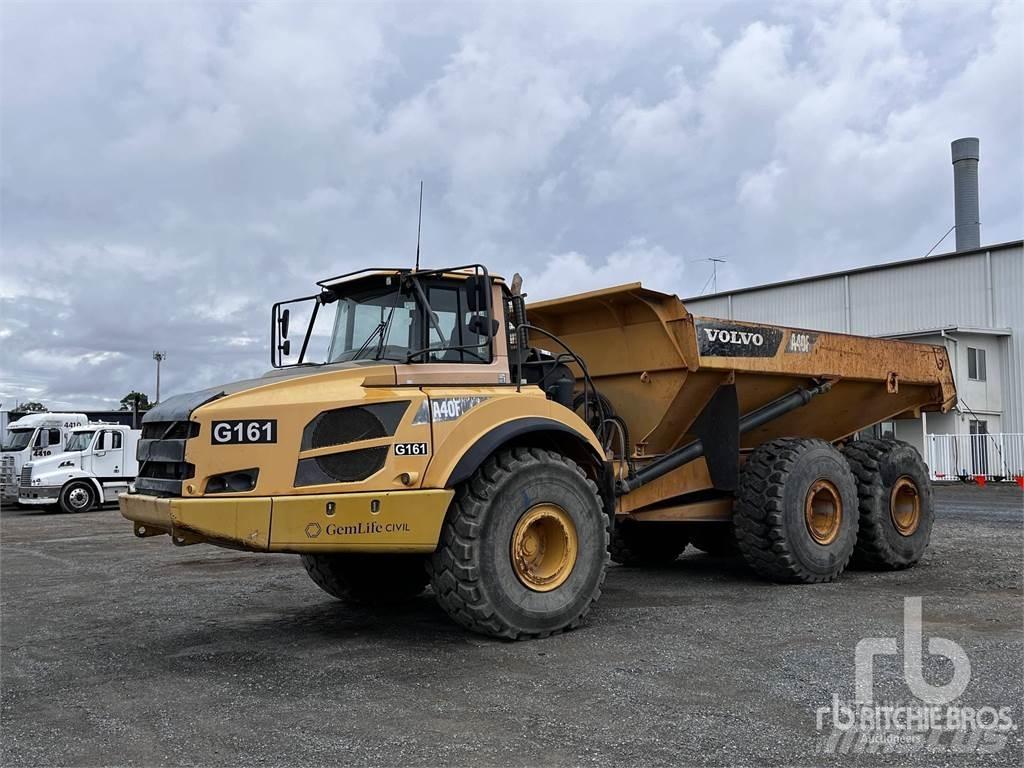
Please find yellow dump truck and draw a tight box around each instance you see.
[121,265,956,639]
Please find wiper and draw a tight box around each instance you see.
[350,321,386,362]
[373,284,406,361]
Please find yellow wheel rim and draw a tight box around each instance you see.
[510,504,578,592]
[890,476,921,536]
[805,479,843,546]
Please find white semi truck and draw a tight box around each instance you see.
[1,413,89,504]
[18,424,141,513]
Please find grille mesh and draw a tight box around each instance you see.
[300,402,409,451]
[141,421,199,440]
[312,408,385,449]
[294,447,388,487]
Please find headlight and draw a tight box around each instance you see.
[205,468,259,494]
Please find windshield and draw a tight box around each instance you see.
[65,431,95,452]
[323,276,490,365]
[1,429,34,452]
[327,282,417,363]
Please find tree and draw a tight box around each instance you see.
[17,401,46,413]
[120,391,151,411]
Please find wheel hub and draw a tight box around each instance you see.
[805,479,842,546]
[510,503,578,592]
[890,476,921,536]
[68,487,90,509]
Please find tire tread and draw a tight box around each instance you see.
[427,447,609,640]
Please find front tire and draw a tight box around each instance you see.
[842,439,934,569]
[734,438,858,583]
[428,447,609,640]
[301,553,428,605]
[59,481,97,514]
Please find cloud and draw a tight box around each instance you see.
[0,0,1020,408]
[523,238,686,301]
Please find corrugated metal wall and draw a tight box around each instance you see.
[991,248,1024,434]
[685,242,1023,432]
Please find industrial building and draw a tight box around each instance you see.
[686,139,1022,481]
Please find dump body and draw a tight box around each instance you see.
[528,283,955,517]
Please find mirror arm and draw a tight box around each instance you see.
[296,299,321,364]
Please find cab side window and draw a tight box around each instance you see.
[425,281,490,363]
[97,431,122,450]
[33,428,61,448]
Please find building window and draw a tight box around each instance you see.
[874,421,896,439]
[967,347,986,381]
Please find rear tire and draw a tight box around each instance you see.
[842,438,934,570]
[734,438,858,583]
[59,481,97,514]
[428,447,608,640]
[610,520,688,566]
[301,553,428,605]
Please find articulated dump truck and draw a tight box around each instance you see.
[121,265,956,639]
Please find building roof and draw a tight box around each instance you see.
[685,239,1023,302]
[882,326,1013,339]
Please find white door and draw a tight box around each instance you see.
[91,430,126,478]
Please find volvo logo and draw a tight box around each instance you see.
[696,321,783,358]
[702,327,764,346]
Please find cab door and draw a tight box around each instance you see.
[91,430,125,478]
[31,428,61,460]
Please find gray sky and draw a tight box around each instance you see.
[1,0,1022,410]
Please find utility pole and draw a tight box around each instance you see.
[152,351,166,404]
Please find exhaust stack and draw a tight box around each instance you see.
[951,137,981,251]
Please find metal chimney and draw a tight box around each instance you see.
[951,137,980,251]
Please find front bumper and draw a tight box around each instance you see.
[119,489,454,553]
[17,486,60,504]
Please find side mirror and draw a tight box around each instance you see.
[467,315,499,338]
[280,339,291,356]
[279,308,290,339]
[464,275,489,313]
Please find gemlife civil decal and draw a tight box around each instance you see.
[696,321,783,358]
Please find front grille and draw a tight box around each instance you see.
[0,457,13,486]
[140,461,194,480]
[141,421,200,440]
[136,420,197,496]
[20,465,31,488]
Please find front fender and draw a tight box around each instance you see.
[35,469,102,497]
[421,391,604,488]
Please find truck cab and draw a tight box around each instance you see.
[1,413,88,504]
[19,424,141,513]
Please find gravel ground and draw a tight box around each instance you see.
[2,484,1021,767]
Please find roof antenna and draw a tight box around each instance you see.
[414,180,423,272]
